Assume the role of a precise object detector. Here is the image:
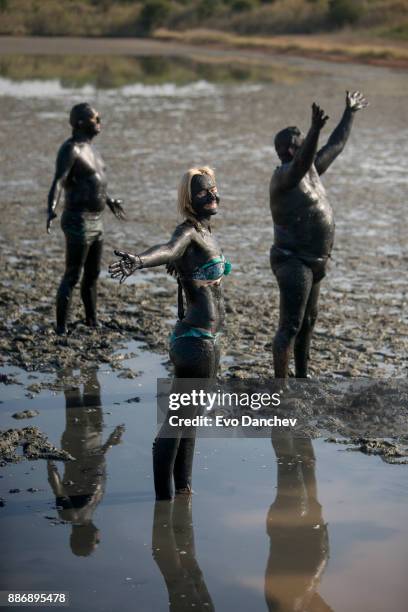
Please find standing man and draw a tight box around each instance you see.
[47,103,125,335]
[269,91,368,379]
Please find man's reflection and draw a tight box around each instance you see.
[152,496,214,611]
[265,431,332,612]
[47,369,124,556]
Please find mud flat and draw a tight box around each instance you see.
[0,34,408,69]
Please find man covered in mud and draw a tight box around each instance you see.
[270,91,368,379]
[47,103,125,335]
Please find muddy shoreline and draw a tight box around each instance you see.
[0,34,407,70]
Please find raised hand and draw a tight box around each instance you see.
[109,249,142,283]
[46,210,57,234]
[108,198,126,221]
[311,102,329,130]
[346,90,368,112]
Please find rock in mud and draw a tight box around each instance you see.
[126,396,141,403]
[12,410,40,420]
[0,427,75,463]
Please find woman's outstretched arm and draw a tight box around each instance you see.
[109,224,194,283]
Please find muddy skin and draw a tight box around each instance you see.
[153,376,218,501]
[265,431,330,611]
[270,91,368,380]
[110,170,226,499]
[152,496,215,611]
[47,102,125,335]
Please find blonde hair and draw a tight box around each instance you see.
[177,166,216,227]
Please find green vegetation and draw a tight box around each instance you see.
[0,0,407,38]
[154,27,408,66]
[138,0,171,34]
[328,0,365,26]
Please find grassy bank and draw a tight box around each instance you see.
[0,0,407,41]
[154,27,408,67]
[0,0,407,69]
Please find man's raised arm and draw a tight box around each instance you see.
[315,90,368,176]
[276,104,329,191]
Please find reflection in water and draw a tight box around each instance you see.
[47,369,124,557]
[265,432,332,612]
[152,496,214,611]
[0,54,302,89]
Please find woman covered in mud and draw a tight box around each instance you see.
[109,167,230,499]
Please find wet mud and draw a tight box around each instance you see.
[326,436,408,464]
[0,426,75,465]
[12,409,39,419]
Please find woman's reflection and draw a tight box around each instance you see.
[265,431,333,612]
[47,369,124,556]
[152,496,214,611]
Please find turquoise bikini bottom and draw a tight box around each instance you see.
[170,325,220,345]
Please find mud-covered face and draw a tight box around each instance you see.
[190,174,220,217]
[79,109,101,137]
[288,130,304,157]
[274,126,304,161]
[71,106,101,138]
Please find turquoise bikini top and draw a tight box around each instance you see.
[186,254,232,282]
[176,254,231,321]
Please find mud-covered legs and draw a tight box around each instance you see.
[272,258,320,379]
[81,239,103,327]
[56,234,103,334]
[294,282,320,378]
[153,338,220,500]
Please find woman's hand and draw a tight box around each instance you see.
[109,250,142,283]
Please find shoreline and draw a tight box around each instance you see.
[0,33,407,70]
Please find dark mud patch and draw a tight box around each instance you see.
[210,378,408,437]
[327,437,408,464]
[0,373,21,385]
[0,427,75,464]
[12,409,40,419]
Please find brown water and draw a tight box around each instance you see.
[1,53,408,611]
